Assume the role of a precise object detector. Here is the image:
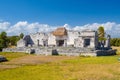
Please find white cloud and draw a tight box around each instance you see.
[63,24,71,30]
[7,21,28,35]
[0,22,10,31]
[73,22,115,31]
[0,21,120,37]
[6,21,58,35]
[73,22,120,37]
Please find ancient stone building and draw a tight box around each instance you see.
[17,27,101,48]
[3,27,116,56]
[16,27,112,49]
[74,29,99,48]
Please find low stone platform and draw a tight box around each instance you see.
[2,47,116,56]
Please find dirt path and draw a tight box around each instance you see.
[0,55,76,70]
[5,55,75,64]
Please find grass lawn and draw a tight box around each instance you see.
[0,52,120,80]
[0,52,28,60]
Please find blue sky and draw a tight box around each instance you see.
[0,0,120,37]
[0,0,120,25]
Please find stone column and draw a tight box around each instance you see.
[90,38,95,48]
[64,39,67,47]
[56,40,58,47]
[37,39,39,46]
[105,35,111,48]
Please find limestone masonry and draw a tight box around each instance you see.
[3,27,116,56]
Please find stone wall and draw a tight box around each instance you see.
[30,32,48,46]
[2,47,27,52]
[2,47,116,56]
[48,33,56,46]
[96,49,116,56]
[17,39,26,47]
[67,31,80,46]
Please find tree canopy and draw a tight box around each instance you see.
[20,33,24,39]
[97,26,106,41]
[8,36,20,46]
[110,38,120,46]
[0,31,8,51]
[0,31,21,51]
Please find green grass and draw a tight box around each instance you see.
[0,52,28,60]
[0,52,120,80]
[63,56,120,64]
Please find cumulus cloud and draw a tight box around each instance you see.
[7,21,28,35]
[72,22,120,37]
[63,24,71,30]
[0,22,10,31]
[0,21,120,37]
[73,22,115,31]
[6,21,58,35]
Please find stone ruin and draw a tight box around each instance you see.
[3,27,116,56]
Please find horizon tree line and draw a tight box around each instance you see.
[0,32,24,51]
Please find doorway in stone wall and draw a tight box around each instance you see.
[43,40,48,46]
[84,39,90,47]
[58,40,64,46]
